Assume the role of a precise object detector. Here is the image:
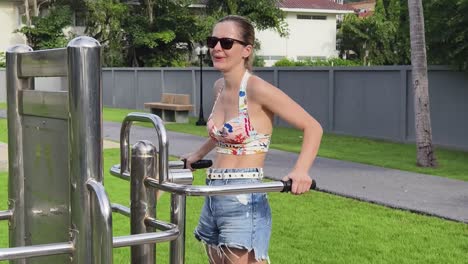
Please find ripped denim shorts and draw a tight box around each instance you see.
[194,168,272,262]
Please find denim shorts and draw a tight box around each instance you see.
[194,168,272,262]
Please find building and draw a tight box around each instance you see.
[0,1,27,52]
[256,0,353,66]
[345,0,376,18]
[1,0,354,67]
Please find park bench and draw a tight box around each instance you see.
[144,93,194,123]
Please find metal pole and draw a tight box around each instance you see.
[67,36,105,263]
[119,113,169,184]
[196,52,206,126]
[87,180,113,263]
[170,193,186,264]
[0,242,74,261]
[6,44,33,264]
[130,141,157,264]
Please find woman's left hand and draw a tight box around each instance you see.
[282,170,313,195]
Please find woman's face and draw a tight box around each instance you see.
[210,21,252,72]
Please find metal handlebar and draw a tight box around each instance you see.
[120,112,169,184]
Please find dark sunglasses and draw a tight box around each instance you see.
[206,36,249,50]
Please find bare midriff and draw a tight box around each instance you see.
[212,152,267,169]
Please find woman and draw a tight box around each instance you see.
[182,15,323,264]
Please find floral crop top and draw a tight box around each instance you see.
[207,71,271,155]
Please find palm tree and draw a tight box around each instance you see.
[407,0,437,167]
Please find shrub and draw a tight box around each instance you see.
[0,52,5,68]
[273,57,360,67]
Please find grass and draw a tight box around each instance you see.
[102,107,468,182]
[0,107,467,262]
[0,149,467,263]
[0,103,5,110]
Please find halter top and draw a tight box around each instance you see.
[207,71,271,155]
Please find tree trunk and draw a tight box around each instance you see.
[407,0,437,167]
[24,0,31,26]
[146,0,153,23]
[33,0,38,16]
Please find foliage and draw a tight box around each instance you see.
[253,55,265,67]
[273,57,361,67]
[338,0,410,66]
[0,52,5,68]
[84,0,128,67]
[424,0,468,70]
[204,0,287,37]
[15,6,73,50]
[339,0,468,70]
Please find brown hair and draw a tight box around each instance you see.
[217,15,255,71]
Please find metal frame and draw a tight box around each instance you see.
[1,37,290,264]
[110,112,290,264]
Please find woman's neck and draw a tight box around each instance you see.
[223,66,247,91]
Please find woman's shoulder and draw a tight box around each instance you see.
[247,74,277,97]
[213,78,224,93]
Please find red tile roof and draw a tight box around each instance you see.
[197,0,353,11]
[278,0,354,11]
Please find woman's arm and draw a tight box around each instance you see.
[249,77,323,194]
[182,78,224,169]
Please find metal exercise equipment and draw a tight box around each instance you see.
[0,37,314,263]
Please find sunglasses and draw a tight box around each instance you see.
[206,36,249,50]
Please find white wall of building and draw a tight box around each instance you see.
[256,11,341,66]
[0,2,26,52]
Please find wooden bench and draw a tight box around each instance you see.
[144,93,194,123]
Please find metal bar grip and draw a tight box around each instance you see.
[182,159,213,169]
[119,113,169,184]
[280,179,317,193]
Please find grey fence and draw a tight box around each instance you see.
[1,66,467,151]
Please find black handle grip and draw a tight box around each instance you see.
[281,179,317,193]
[183,159,213,169]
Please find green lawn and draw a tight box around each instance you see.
[0,149,467,263]
[0,107,467,263]
[102,107,468,182]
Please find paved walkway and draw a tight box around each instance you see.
[1,109,467,223]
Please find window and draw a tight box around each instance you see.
[312,15,327,20]
[297,15,312,20]
[297,15,327,20]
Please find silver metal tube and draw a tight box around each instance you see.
[0,242,74,261]
[17,48,67,77]
[145,217,178,231]
[6,44,33,264]
[130,141,157,264]
[110,164,193,184]
[67,36,103,264]
[0,210,13,221]
[111,203,130,217]
[145,178,285,196]
[110,164,130,181]
[170,193,186,264]
[113,229,180,248]
[87,179,113,264]
[119,113,169,183]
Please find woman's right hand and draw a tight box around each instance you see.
[180,153,201,171]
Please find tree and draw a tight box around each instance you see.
[15,5,72,50]
[424,0,468,71]
[407,0,437,167]
[84,0,128,66]
[339,0,409,65]
[204,0,287,36]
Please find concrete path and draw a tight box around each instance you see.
[1,110,467,223]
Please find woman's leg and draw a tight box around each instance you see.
[220,247,266,264]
